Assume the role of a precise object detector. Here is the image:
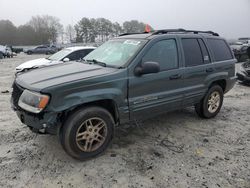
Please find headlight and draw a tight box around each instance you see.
[18,90,50,113]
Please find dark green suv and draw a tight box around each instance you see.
[11,29,236,160]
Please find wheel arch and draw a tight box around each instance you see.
[209,79,226,92]
[59,99,119,128]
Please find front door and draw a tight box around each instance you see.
[128,38,185,120]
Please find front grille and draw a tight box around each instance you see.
[11,82,24,109]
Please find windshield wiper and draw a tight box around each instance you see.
[84,59,107,67]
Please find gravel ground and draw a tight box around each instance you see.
[0,54,249,188]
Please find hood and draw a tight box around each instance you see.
[16,58,51,71]
[16,62,117,91]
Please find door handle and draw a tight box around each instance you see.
[206,68,214,73]
[169,74,181,80]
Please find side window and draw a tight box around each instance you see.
[207,39,233,61]
[66,51,78,61]
[77,50,86,59]
[75,50,85,60]
[198,39,210,63]
[182,38,203,67]
[142,39,178,71]
[77,49,93,59]
[85,49,94,56]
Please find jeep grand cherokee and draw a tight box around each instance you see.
[11,29,236,160]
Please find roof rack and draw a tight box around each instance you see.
[152,29,219,36]
[119,29,219,37]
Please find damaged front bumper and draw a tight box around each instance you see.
[13,106,60,135]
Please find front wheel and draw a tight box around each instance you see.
[195,85,224,118]
[60,106,114,160]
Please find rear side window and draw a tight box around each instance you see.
[207,39,233,61]
[142,39,178,71]
[182,39,203,67]
[198,39,210,63]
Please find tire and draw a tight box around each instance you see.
[27,51,32,55]
[0,53,3,59]
[195,85,224,119]
[60,106,114,160]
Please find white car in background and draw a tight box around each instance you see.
[15,46,96,72]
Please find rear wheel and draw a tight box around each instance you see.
[195,85,224,118]
[60,106,114,160]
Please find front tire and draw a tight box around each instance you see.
[60,106,114,160]
[195,85,224,118]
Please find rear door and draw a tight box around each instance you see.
[128,37,185,120]
[181,37,214,106]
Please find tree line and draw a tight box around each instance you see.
[0,15,153,45]
[0,16,63,45]
[74,18,153,43]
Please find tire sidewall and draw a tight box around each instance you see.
[62,107,114,160]
[202,85,224,118]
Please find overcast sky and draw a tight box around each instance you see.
[0,0,249,39]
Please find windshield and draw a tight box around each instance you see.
[84,39,146,67]
[47,49,72,61]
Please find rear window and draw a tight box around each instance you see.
[182,39,203,67]
[207,39,233,61]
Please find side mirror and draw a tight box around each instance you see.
[63,58,70,62]
[134,61,160,76]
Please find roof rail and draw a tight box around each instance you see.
[152,29,219,36]
[118,29,219,37]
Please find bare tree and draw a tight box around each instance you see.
[65,24,76,43]
[0,20,17,45]
[28,15,63,44]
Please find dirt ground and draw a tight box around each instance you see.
[0,54,249,188]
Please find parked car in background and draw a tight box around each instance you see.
[237,61,250,84]
[238,37,250,46]
[5,46,14,58]
[25,45,57,55]
[0,45,5,59]
[230,42,249,62]
[12,47,23,54]
[16,46,96,72]
[237,48,250,84]
[0,45,14,58]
